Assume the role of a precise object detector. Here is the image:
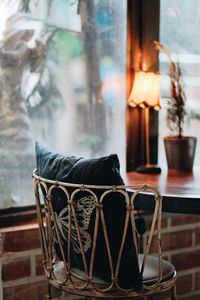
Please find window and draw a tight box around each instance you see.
[159,0,200,167]
[0,0,127,209]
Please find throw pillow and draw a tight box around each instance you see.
[35,141,81,180]
[35,142,142,290]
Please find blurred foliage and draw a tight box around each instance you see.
[189,111,200,121]
[51,30,82,63]
[77,133,102,154]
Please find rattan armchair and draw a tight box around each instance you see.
[33,169,177,299]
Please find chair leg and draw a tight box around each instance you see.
[46,282,52,299]
[171,285,177,300]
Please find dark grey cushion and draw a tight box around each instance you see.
[35,141,81,180]
[35,142,142,290]
[67,154,124,185]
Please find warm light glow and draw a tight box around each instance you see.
[128,71,160,109]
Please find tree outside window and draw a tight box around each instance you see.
[0,0,127,208]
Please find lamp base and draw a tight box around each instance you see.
[136,164,161,174]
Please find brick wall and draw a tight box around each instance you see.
[147,213,200,300]
[1,214,200,300]
[0,223,62,300]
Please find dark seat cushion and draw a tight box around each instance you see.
[138,254,175,284]
[53,255,175,286]
[35,142,143,291]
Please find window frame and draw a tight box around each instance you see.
[126,0,160,171]
[0,206,37,227]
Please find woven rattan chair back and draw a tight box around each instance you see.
[33,170,176,299]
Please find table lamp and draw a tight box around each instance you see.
[128,71,161,174]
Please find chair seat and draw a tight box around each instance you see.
[52,254,175,287]
[139,254,175,285]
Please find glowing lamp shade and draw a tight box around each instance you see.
[128,71,161,174]
[129,71,160,110]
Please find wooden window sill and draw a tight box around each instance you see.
[0,205,37,228]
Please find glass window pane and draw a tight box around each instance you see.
[159,0,200,167]
[0,0,127,209]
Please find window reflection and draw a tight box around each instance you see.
[159,0,200,168]
[0,0,126,208]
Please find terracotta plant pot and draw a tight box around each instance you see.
[164,136,197,172]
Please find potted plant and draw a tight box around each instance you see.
[155,41,197,172]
